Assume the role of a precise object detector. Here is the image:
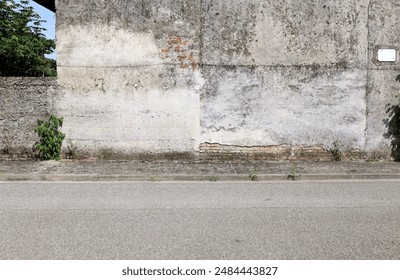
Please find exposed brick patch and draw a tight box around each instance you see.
[160,35,199,69]
[199,143,364,162]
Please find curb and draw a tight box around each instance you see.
[1,173,400,182]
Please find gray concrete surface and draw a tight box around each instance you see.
[1,180,400,259]
[1,159,400,181]
[52,0,400,159]
[2,1,400,160]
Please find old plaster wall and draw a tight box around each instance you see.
[54,0,400,160]
[366,0,400,160]
[56,0,203,158]
[201,0,368,157]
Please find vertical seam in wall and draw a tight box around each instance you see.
[199,0,205,66]
[198,0,205,151]
[364,0,373,153]
[51,79,55,115]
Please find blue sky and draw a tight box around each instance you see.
[15,0,56,59]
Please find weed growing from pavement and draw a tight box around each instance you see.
[66,139,77,159]
[287,163,300,181]
[1,129,12,155]
[330,140,343,161]
[249,170,257,181]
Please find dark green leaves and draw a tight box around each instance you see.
[0,0,56,76]
[34,115,65,160]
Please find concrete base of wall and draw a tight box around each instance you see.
[0,75,395,161]
[199,143,366,162]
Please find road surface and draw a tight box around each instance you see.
[0,180,399,259]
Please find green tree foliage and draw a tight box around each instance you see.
[0,0,56,76]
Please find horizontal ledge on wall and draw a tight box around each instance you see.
[56,63,365,70]
[57,63,167,69]
[367,66,400,71]
[200,63,363,70]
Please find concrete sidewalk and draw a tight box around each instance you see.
[1,159,400,181]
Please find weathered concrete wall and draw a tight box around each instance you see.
[366,0,400,160]
[53,0,400,160]
[201,0,368,155]
[0,77,57,158]
[55,0,203,158]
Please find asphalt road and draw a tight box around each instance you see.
[0,180,399,259]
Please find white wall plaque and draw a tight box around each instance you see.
[377,49,397,62]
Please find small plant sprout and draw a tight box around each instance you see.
[66,139,77,159]
[287,163,301,181]
[330,140,343,161]
[249,170,257,181]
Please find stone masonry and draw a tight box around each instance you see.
[1,0,400,161]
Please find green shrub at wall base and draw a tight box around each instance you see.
[34,115,65,160]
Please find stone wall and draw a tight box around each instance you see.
[2,0,400,161]
[199,0,400,160]
[366,0,400,160]
[0,77,57,158]
[52,0,400,160]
